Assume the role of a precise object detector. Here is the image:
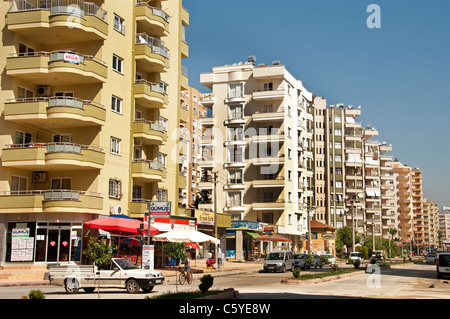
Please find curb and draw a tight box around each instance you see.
[196,288,240,299]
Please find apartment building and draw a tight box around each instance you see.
[312,96,326,224]
[411,168,424,247]
[423,199,439,249]
[198,58,314,259]
[179,86,211,208]
[0,0,189,264]
[439,208,450,249]
[392,162,414,243]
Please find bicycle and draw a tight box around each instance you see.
[178,267,193,285]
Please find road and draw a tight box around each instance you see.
[0,262,448,300]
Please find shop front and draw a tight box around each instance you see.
[0,213,86,265]
[194,209,231,260]
[226,220,262,261]
[301,221,336,255]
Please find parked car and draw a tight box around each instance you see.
[436,252,450,279]
[293,254,322,270]
[348,252,363,264]
[49,258,164,294]
[426,253,436,264]
[322,253,336,265]
[370,250,386,263]
[263,251,294,273]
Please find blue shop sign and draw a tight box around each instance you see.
[230,220,259,230]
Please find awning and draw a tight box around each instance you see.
[254,233,292,243]
[245,231,260,238]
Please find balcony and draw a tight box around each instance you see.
[134,79,168,109]
[132,119,167,145]
[252,89,284,101]
[6,51,107,85]
[0,190,103,214]
[180,65,189,90]
[179,105,188,123]
[252,176,285,188]
[199,93,215,106]
[2,143,105,170]
[252,131,285,143]
[199,115,215,126]
[135,33,170,73]
[252,199,285,210]
[4,97,106,127]
[131,159,166,182]
[252,108,285,122]
[135,1,169,37]
[7,0,108,43]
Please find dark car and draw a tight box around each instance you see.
[293,254,322,270]
[436,252,450,279]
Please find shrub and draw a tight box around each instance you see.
[331,264,339,272]
[350,259,361,269]
[292,267,301,278]
[26,289,45,299]
[199,274,214,294]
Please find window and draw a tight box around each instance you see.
[51,177,71,190]
[109,179,121,198]
[158,153,167,168]
[113,14,125,34]
[334,129,342,136]
[18,43,35,56]
[228,105,243,120]
[227,192,242,206]
[335,155,342,162]
[159,117,168,131]
[132,185,141,200]
[263,82,273,91]
[17,86,34,99]
[262,212,273,224]
[112,95,122,114]
[334,116,341,123]
[335,181,343,189]
[288,170,292,181]
[53,134,72,143]
[229,170,242,184]
[335,142,342,149]
[112,54,123,73]
[110,137,121,155]
[228,127,243,141]
[228,83,243,99]
[181,23,187,42]
[157,189,167,201]
[15,131,32,145]
[11,176,27,194]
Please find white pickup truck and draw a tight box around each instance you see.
[48,258,164,294]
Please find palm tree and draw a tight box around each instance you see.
[388,228,398,257]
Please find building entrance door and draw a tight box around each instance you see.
[46,228,71,262]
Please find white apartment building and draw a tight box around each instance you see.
[198,58,314,259]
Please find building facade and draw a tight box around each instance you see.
[0,0,190,264]
[199,59,315,259]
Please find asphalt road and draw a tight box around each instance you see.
[0,262,448,300]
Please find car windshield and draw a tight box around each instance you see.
[293,254,306,259]
[439,255,450,266]
[114,258,137,270]
[350,253,361,257]
[427,254,435,257]
[267,253,285,260]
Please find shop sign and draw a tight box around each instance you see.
[148,201,171,218]
[321,233,335,240]
[12,228,30,238]
[264,227,274,234]
[230,220,259,230]
[152,216,196,232]
[142,245,154,271]
[226,230,236,238]
[197,211,214,225]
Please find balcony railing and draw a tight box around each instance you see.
[6,142,103,153]
[132,158,164,171]
[135,0,169,21]
[7,96,105,110]
[135,79,167,95]
[136,33,170,58]
[134,118,165,132]
[9,50,106,66]
[0,189,102,200]
[8,0,108,22]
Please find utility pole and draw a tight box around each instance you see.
[213,171,218,269]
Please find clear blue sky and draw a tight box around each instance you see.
[183,0,450,209]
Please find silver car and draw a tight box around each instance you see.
[263,251,294,273]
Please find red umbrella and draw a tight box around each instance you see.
[186,242,200,249]
[84,215,159,236]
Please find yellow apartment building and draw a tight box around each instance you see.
[0,0,189,264]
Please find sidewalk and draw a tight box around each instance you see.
[0,259,264,287]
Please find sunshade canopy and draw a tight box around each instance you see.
[84,215,159,236]
[253,233,292,243]
[152,228,220,244]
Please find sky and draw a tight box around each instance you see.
[182,0,450,209]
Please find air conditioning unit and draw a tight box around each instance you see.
[110,205,122,215]
[32,171,47,183]
[37,85,52,97]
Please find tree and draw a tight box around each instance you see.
[163,242,187,265]
[82,237,115,268]
[336,226,360,252]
